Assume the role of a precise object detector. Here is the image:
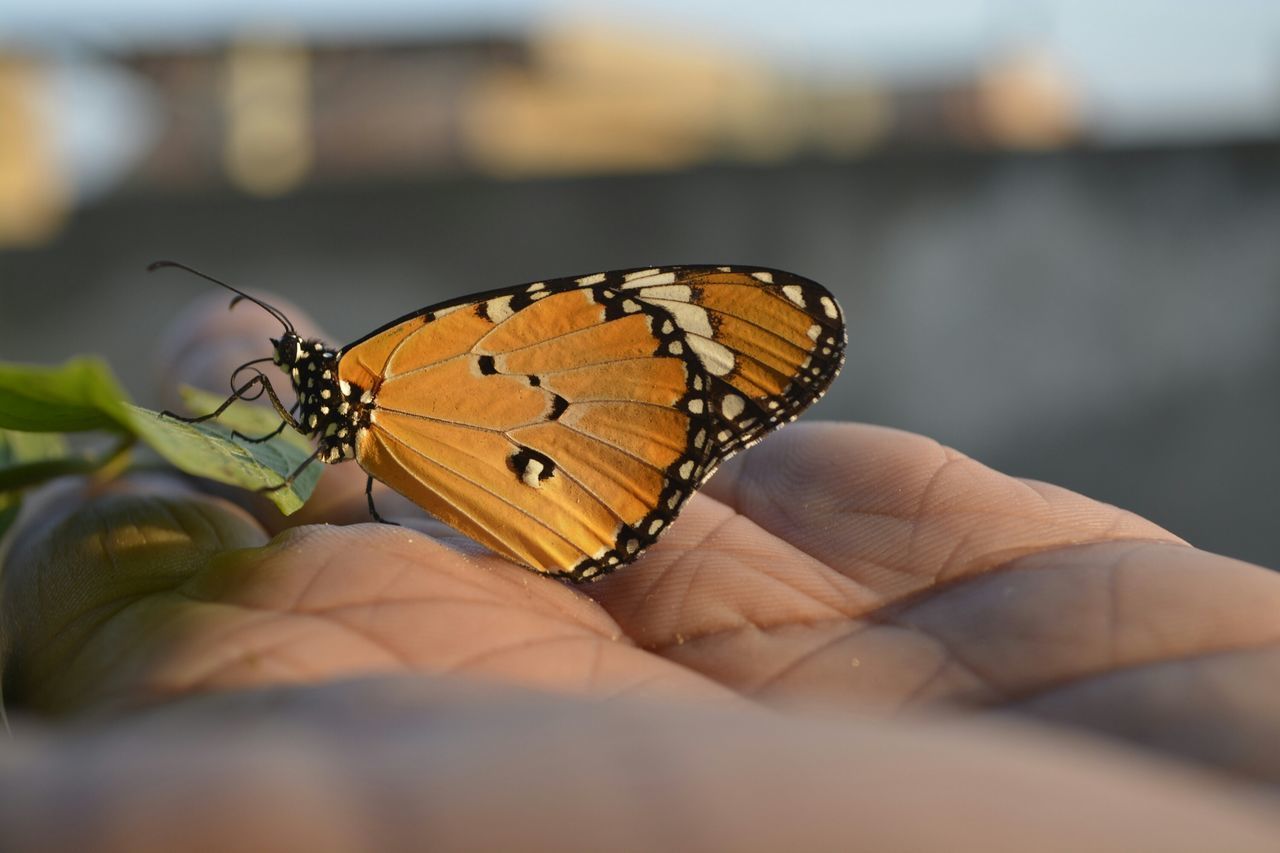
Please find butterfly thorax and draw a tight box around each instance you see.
[271,332,373,464]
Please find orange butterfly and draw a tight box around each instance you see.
[155,263,845,581]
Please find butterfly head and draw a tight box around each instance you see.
[270,332,305,369]
[269,333,340,398]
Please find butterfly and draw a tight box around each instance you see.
[154,262,846,581]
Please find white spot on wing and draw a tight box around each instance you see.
[487,295,515,322]
[637,284,690,302]
[624,271,676,289]
[751,271,774,283]
[807,324,822,341]
[577,272,607,286]
[820,295,839,320]
[783,285,806,307]
[651,299,712,337]
[721,394,745,419]
[527,281,546,292]
[687,336,735,376]
[623,268,661,281]
[521,457,545,488]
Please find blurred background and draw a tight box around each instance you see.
[0,1,1277,567]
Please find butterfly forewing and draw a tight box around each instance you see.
[337,266,845,580]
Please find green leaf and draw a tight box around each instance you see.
[0,430,74,542]
[0,358,134,433]
[0,360,320,515]
[0,457,103,491]
[128,403,319,515]
[0,497,19,547]
[0,431,68,463]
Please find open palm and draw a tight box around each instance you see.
[3,301,1278,851]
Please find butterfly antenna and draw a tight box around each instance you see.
[148,260,295,334]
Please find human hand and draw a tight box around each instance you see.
[2,299,1277,851]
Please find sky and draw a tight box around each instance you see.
[4,0,1280,142]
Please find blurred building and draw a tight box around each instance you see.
[0,54,69,246]
[124,25,896,187]
[0,23,1091,248]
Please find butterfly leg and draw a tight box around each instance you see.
[250,375,303,432]
[257,448,321,495]
[160,376,266,424]
[365,476,400,526]
[162,374,303,438]
[231,420,288,444]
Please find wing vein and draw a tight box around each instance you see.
[376,407,507,433]
[540,425,670,511]
[381,420,622,554]
[374,425,590,560]
[555,421,674,478]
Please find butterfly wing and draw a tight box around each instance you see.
[336,266,845,580]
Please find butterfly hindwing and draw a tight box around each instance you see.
[337,266,845,580]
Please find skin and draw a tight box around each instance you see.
[1,297,1278,851]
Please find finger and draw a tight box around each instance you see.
[3,678,1277,851]
[592,422,1184,641]
[997,541,1280,782]
[700,422,1185,593]
[1,478,731,717]
[154,294,414,530]
[582,422,1280,783]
